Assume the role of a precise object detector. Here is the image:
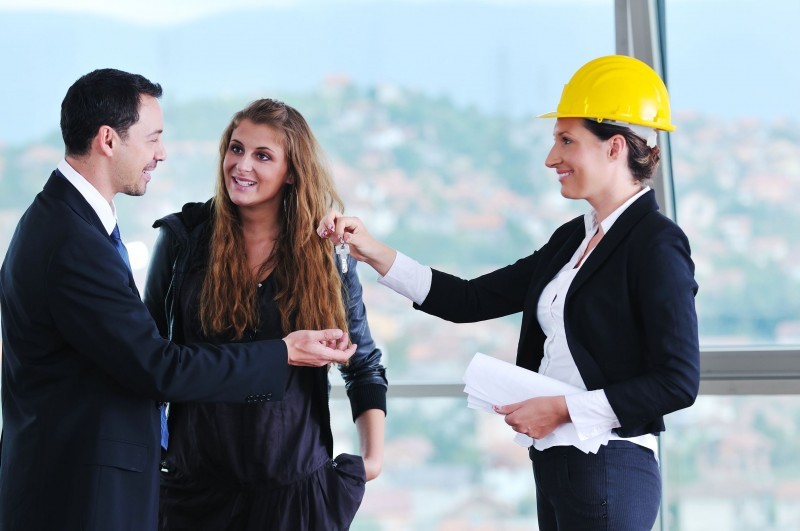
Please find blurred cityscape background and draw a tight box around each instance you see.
[1,0,799,529]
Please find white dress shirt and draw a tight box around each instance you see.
[57,159,118,236]
[379,187,658,455]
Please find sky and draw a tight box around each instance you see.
[0,0,283,24]
[0,0,611,24]
[0,0,618,144]
[1,0,797,145]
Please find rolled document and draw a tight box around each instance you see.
[462,352,610,454]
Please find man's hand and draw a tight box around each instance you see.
[283,329,356,367]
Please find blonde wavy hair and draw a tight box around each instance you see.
[199,99,348,340]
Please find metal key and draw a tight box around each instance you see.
[335,242,350,273]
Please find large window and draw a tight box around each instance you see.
[665,0,800,347]
[0,0,614,377]
[660,1,800,528]
[5,1,799,529]
[0,1,613,526]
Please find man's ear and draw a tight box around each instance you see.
[95,126,116,156]
[608,134,626,160]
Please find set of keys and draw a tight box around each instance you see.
[335,241,350,274]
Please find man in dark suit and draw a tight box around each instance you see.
[0,68,355,531]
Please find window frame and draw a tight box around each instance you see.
[330,2,800,529]
[332,0,800,397]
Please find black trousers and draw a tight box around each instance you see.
[530,440,661,530]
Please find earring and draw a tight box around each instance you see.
[283,185,299,219]
[282,188,291,216]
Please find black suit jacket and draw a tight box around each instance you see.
[0,172,290,530]
[417,190,700,437]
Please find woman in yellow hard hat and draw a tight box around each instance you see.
[318,55,699,530]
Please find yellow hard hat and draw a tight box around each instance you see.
[538,55,675,132]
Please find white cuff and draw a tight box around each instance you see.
[565,390,622,441]
[377,251,432,306]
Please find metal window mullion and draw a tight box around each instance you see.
[615,0,676,222]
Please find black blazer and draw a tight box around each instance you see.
[417,190,700,437]
[0,172,292,530]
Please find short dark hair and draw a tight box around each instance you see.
[60,68,163,156]
[583,119,661,183]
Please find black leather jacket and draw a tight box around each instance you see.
[143,201,387,453]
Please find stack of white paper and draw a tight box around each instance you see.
[462,352,610,454]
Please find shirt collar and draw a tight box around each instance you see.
[57,159,118,235]
[583,186,650,237]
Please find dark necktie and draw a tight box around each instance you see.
[110,224,131,271]
[110,223,169,449]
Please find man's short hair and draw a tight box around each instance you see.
[60,68,163,156]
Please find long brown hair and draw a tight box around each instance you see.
[199,99,348,340]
